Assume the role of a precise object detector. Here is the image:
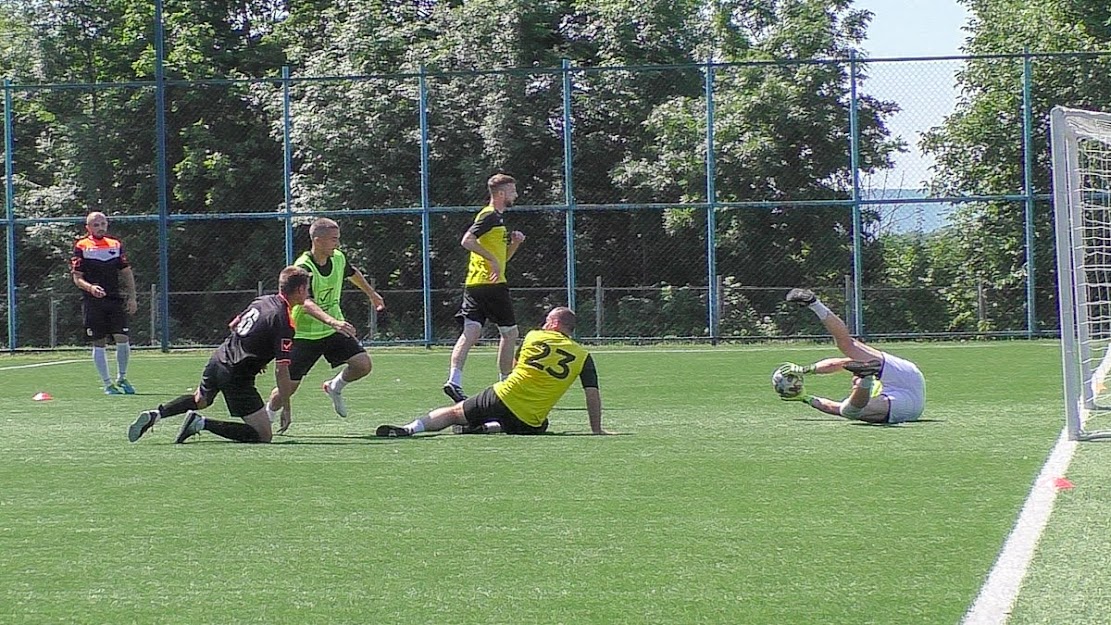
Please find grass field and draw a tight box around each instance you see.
[0,341,1102,624]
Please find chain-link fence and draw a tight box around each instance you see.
[0,54,1088,348]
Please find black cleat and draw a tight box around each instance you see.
[375,424,411,438]
[128,410,159,443]
[451,423,485,435]
[442,383,467,403]
[843,359,882,378]
[174,410,204,444]
[785,288,817,306]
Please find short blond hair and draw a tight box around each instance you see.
[487,173,516,196]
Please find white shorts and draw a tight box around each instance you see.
[878,352,926,423]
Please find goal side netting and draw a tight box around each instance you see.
[1051,106,1111,440]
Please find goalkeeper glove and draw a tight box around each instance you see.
[777,362,814,376]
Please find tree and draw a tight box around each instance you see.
[922,0,1111,332]
[612,0,901,335]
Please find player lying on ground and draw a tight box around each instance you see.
[778,288,926,424]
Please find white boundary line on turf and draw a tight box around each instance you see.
[961,429,1078,625]
[0,359,84,371]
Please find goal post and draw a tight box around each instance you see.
[1051,106,1111,440]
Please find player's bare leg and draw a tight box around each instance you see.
[445,320,481,401]
[786,288,881,363]
[323,351,371,418]
[496,325,519,380]
[376,402,467,437]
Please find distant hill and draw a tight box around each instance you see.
[863,188,956,234]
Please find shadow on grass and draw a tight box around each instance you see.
[266,431,633,444]
[790,417,945,426]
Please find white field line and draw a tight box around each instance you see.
[961,429,1078,625]
[0,359,84,371]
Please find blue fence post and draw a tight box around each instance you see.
[1022,51,1036,337]
[561,59,577,314]
[3,79,15,351]
[704,60,719,343]
[418,66,433,347]
[848,51,864,336]
[154,0,170,351]
[282,66,294,265]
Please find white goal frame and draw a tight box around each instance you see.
[1051,106,1111,440]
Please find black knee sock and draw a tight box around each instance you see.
[159,394,198,418]
[202,419,261,443]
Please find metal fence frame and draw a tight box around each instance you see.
[3,50,1088,350]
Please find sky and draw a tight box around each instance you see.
[853,0,972,190]
[856,0,971,59]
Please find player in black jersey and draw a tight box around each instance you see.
[127,266,311,444]
[71,211,139,395]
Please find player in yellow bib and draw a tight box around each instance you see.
[442,173,526,403]
[377,307,607,436]
[265,218,385,431]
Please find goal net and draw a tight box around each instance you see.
[1051,106,1111,440]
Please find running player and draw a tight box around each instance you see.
[443,173,526,402]
[266,218,385,424]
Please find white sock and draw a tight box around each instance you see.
[329,372,349,392]
[499,373,509,382]
[808,301,831,320]
[404,418,426,434]
[448,368,463,387]
[115,341,130,379]
[93,347,111,385]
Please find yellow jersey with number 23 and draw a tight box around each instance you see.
[493,329,590,427]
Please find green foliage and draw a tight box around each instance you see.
[922,0,1111,331]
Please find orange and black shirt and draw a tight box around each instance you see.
[71,235,129,300]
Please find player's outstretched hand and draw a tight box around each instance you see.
[777,362,809,376]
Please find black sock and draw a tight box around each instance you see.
[159,395,198,418]
[202,419,261,443]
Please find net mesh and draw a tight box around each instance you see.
[1055,108,1111,437]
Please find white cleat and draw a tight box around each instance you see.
[323,381,348,418]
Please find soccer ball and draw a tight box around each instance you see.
[771,369,804,398]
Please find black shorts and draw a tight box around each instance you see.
[82,297,128,341]
[197,357,264,419]
[455,284,516,328]
[288,333,366,381]
[462,387,548,435]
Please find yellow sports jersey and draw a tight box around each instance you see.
[493,330,591,426]
[291,250,349,339]
[464,205,508,286]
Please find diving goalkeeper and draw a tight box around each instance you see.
[778,288,926,424]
